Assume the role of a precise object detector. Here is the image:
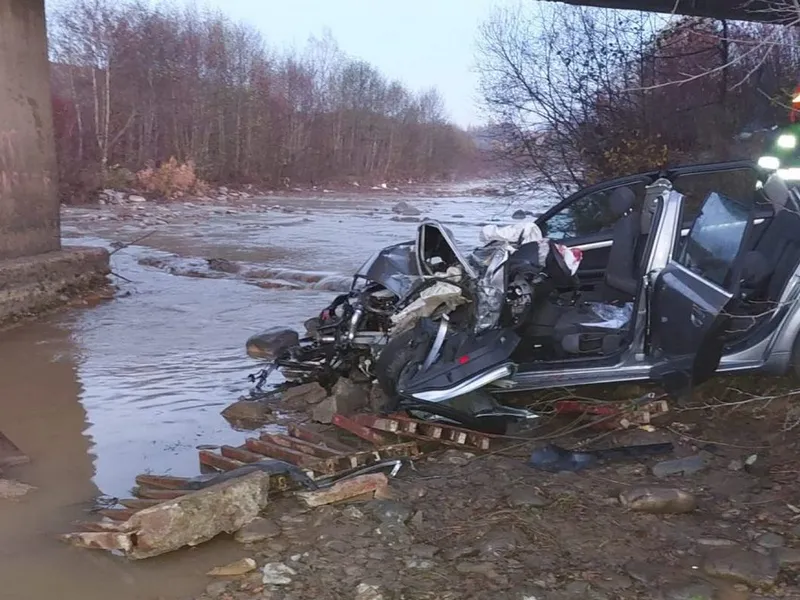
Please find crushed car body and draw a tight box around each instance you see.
[251,160,800,430]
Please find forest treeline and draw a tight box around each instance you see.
[477,5,800,196]
[48,0,479,201]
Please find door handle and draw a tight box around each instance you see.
[690,305,704,328]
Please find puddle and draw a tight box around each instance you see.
[0,187,555,599]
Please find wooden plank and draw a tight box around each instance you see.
[287,423,355,452]
[98,508,138,522]
[134,474,192,490]
[220,445,265,463]
[245,438,328,472]
[198,450,244,472]
[119,498,163,510]
[132,487,188,500]
[0,430,29,468]
[332,414,390,446]
[261,433,345,457]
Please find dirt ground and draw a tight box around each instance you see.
[188,378,800,600]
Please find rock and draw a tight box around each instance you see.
[296,473,388,507]
[410,510,424,529]
[246,327,300,360]
[619,487,697,514]
[235,517,281,544]
[479,530,521,557]
[311,378,368,423]
[205,581,230,597]
[702,548,779,588]
[261,562,296,585]
[221,399,273,428]
[206,258,241,273]
[455,561,500,579]
[343,506,365,520]
[0,479,36,500]
[774,547,800,568]
[281,381,327,407]
[405,558,435,570]
[390,215,420,223]
[563,581,591,595]
[368,384,390,413]
[507,488,549,509]
[511,209,531,220]
[61,471,272,559]
[368,500,412,525]
[652,452,713,478]
[696,537,738,547]
[625,561,661,586]
[728,459,744,471]
[658,580,716,600]
[452,214,465,218]
[756,532,784,549]
[391,201,421,216]
[439,449,475,466]
[128,194,147,203]
[410,544,439,558]
[207,557,257,576]
[355,582,385,600]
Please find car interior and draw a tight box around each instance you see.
[513,170,800,363]
[723,175,800,342]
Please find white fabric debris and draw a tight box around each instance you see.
[554,244,583,275]
[480,221,544,247]
[390,281,466,334]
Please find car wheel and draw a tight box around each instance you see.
[375,326,431,410]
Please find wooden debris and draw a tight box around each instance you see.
[332,414,391,445]
[350,413,494,451]
[207,557,258,577]
[295,473,389,507]
[287,423,356,452]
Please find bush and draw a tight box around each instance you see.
[103,165,136,189]
[136,157,207,198]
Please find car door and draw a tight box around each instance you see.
[536,173,656,284]
[666,160,771,244]
[648,189,757,395]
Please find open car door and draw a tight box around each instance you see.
[649,190,756,396]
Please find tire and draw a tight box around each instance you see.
[375,327,431,410]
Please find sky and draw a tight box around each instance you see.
[177,0,513,128]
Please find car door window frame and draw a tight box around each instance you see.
[536,173,656,242]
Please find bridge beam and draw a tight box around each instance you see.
[545,1,795,23]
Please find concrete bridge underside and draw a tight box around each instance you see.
[0,0,108,326]
[547,0,796,23]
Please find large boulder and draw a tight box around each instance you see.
[246,327,299,360]
[311,378,369,424]
[391,201,421,216]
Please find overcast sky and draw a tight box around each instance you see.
[176,0,514,128]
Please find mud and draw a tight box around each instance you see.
[2,182,799,599]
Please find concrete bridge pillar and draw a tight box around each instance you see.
[0,0,109,326]
[0,0,60,260]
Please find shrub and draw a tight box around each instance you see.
[136,157,207,198]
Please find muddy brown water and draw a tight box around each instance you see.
[0,186,546,600]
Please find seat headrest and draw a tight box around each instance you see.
[763,174,790,211]
[608,186,636,217]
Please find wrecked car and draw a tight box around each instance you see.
[253,160,800,428]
